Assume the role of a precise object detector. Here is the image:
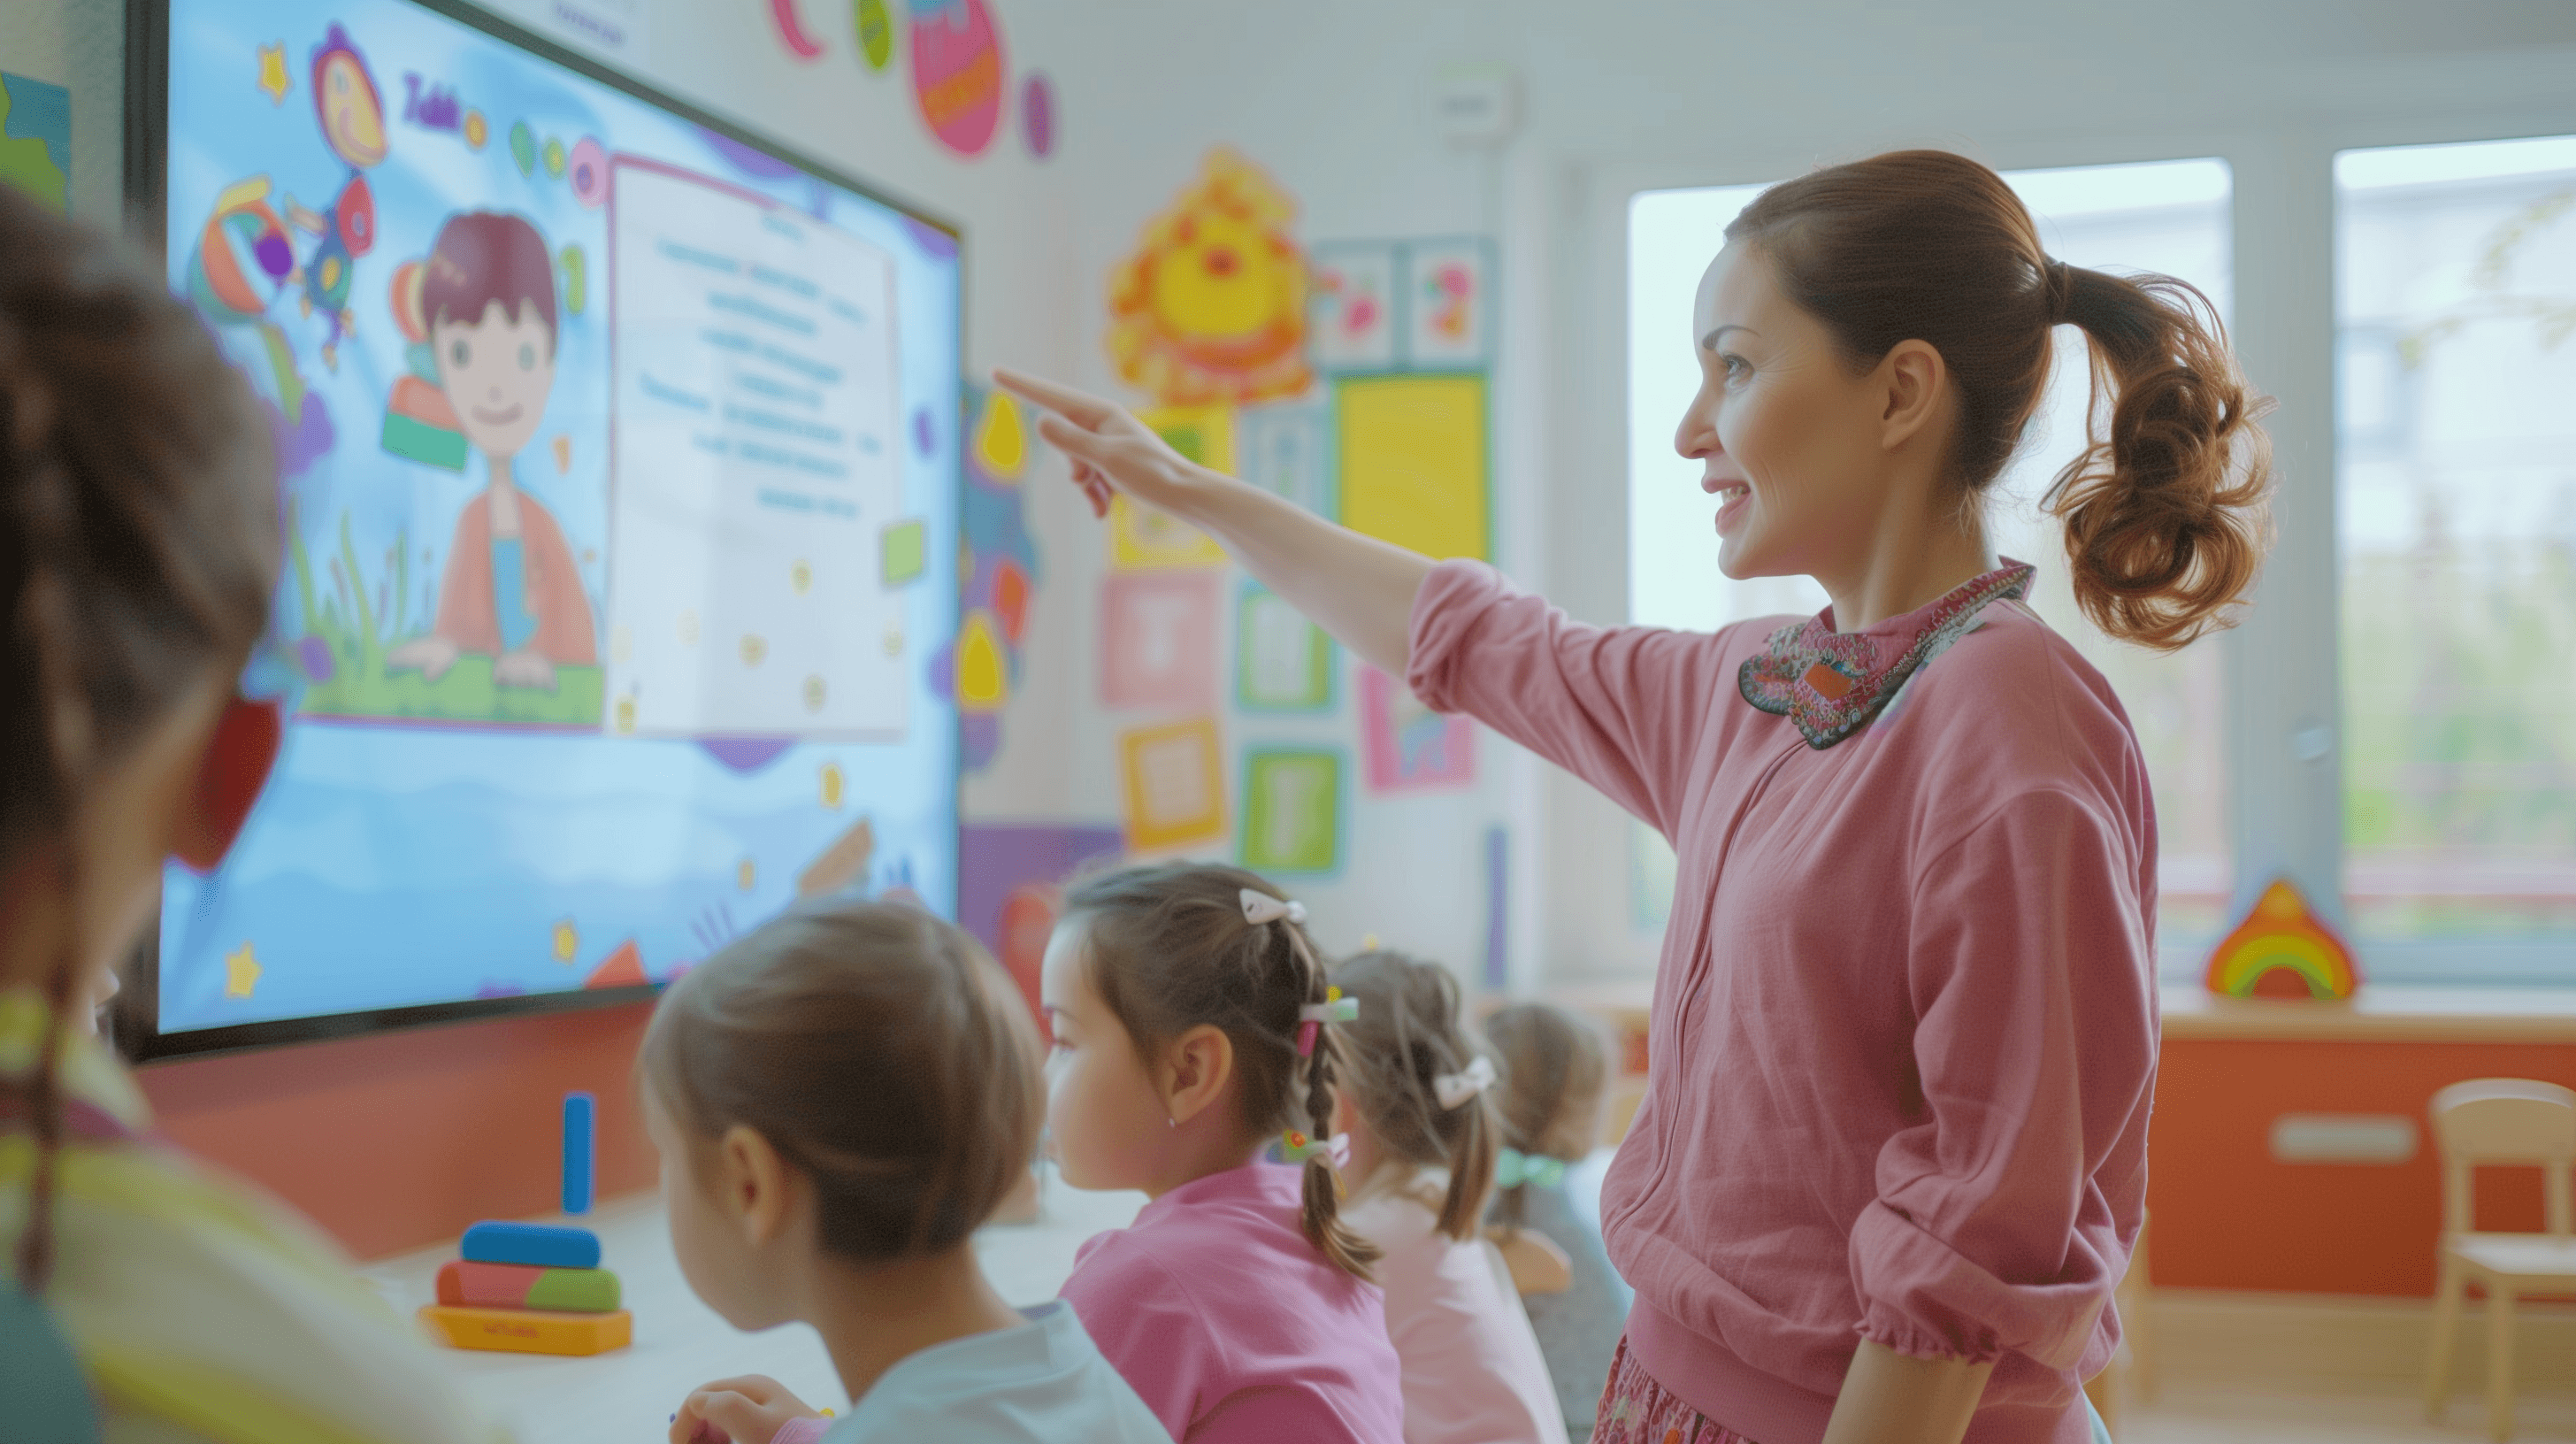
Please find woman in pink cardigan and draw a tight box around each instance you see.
[1000,149,2272,1444]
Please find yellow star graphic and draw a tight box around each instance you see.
[256,43,289,104]
[224,942,262,998]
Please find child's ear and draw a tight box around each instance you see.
[1161,1024,1236,1129]
[717,1124,797,1247]
[172,697,281,873]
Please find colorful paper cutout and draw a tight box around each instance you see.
[1021,72,1055,159]
[1336,373,1489,562]
[1359,664,1476,794]
[770,0,827,58]
[855,0,897,71]
[1108,149,1311,405]
[1403,237,1494,369]
[551,918,579,962]
[1119,718,1228,853]
[955,610,1008,710]
[881,518,928,585]
[462,109,487,149]
[909,0,1004,157]
[1100,572,1222,712]
[567,137,609,206]
[974,388,1027,479]
[948,380,1045,772]
[2204,877,2361,1000]
[1308,241,1399,373]
[1240,403,1332,515]
[1240,749,1342,873]
[509,119,535,175]
[819,760,846,809]
[1109,495,1227,572]
[1236,582,1334,712]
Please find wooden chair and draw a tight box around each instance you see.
[2423,1078,2576,1441]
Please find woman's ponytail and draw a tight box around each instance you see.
[2049,265,2274,649]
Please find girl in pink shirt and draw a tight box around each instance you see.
[1046,863,1407,1443]
[1330,950,1568,1444]
[999,144,2273,1444]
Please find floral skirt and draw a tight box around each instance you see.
[1591,1334,1760,1444]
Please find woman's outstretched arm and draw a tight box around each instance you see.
[993,367,1430,675]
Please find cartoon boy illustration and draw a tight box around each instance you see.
[386,212,596,692]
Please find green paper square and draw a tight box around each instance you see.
[1240,749,1341,873]
[880,518,927,587]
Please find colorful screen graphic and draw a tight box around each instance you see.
[154,0,962,1038]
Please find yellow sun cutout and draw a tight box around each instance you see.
[1107,149,1311,407]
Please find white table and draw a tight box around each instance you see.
[359,1166,1146,1443]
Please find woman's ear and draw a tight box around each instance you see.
[1160,1023,1237,1129]
[1874,339,1951,452]
[716,1124,798,1247]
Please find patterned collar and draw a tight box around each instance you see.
[1738,560,2036,749]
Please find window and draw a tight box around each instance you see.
[2335,135,2576,971]
[1627,159,2235,955]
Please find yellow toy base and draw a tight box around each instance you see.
[419,1303,632,1356]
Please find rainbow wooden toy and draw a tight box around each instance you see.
[460,1220,601,1270]
[436,1259,621,1313]
[418,1303,632,1356]
[2204,876,2360,1000]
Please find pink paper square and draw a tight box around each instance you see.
[1100,572,1223,712]
[1359,665,1476,793]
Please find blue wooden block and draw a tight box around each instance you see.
[461,1221,601,1270]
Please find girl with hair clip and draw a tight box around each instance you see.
[1330,952,1567,1444]
[1045,863,1405,1444]
[1000,145,2276,1444]
[1484,1002,1633,1443]
[649,899,1164,1444]
[0,188,499,1440]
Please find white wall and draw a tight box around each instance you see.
[23,0,2576,988]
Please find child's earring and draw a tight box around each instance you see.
[1166,1114,1177,1129]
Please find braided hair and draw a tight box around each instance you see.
[0,188,280,1289]
[1064,863,1379,1279]
[1329,950,1500,1242]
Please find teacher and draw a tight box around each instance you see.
[999,148,2272,1444]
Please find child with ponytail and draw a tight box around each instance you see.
[1484,1002,1631,1442]
[1046,863,1404,1443]
[0,188,496,1440]
[650,899,1164,1444]
[1330,951,1567,1444]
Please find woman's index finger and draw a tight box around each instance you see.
[992,366,1115,426]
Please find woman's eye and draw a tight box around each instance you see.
[450,340,471,367]
[1721,353,1752,382]
[518,342,536,370]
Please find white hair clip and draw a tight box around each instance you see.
[1433,1055,1498,1110]
[1240,889,1307,926]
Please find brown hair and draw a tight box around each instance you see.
[0,188,279,1290]
[1725,149,2274,649]
[641,899,1041,1262]
[1483,1002,1607,1233]
[1064,863,1378,1279]
[1330,951,1499,1242]
[422,211,556,343]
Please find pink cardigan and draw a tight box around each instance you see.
[1407,561,2156,1444]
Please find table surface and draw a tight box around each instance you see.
[358,1167,1147,1443]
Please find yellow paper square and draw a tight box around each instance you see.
[1119,717,1227,852]
[1109,406,1234,572]
[1335,374,1489,562]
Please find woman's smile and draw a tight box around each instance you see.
[1708,477,1753,534]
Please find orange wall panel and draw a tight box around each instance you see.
[137,1002,658,1262]
[2150,1038,2576,1297]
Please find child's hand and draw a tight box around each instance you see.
[668,1375,823,1444]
